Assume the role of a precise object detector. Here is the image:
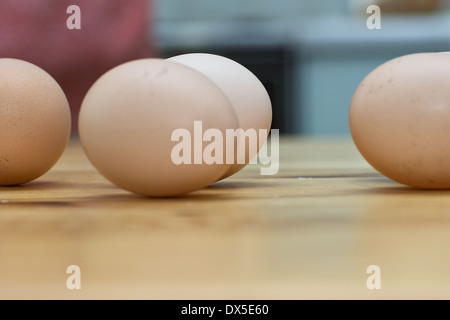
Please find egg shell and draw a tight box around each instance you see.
[349,52,450,188]
[79,58,239,197]
[168,53,272,179]
[0,58,71,185]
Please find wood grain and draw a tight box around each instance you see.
[1,137,449,299]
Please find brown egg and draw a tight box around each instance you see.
[79,59,238,197]
[168,53,272,179]
[0,58,71,186]
[349,52,450,188]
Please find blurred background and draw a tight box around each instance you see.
[2,0,450,136]
[154,0,450,135]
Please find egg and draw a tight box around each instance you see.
[168,53,272,179]
[349,52,450,188]
[0,58,71,186]
[78,58,239,197]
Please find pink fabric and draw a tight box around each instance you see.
[0,0,153,132]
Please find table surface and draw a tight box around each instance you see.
[1,137,449,299]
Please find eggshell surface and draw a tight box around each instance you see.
[349,52,450,188]
[168,53,272,179]
[0,58,71,186]
[79,59,239,197]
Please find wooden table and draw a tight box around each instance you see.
[1,137,449,299]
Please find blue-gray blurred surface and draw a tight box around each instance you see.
[154,0,450,136]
